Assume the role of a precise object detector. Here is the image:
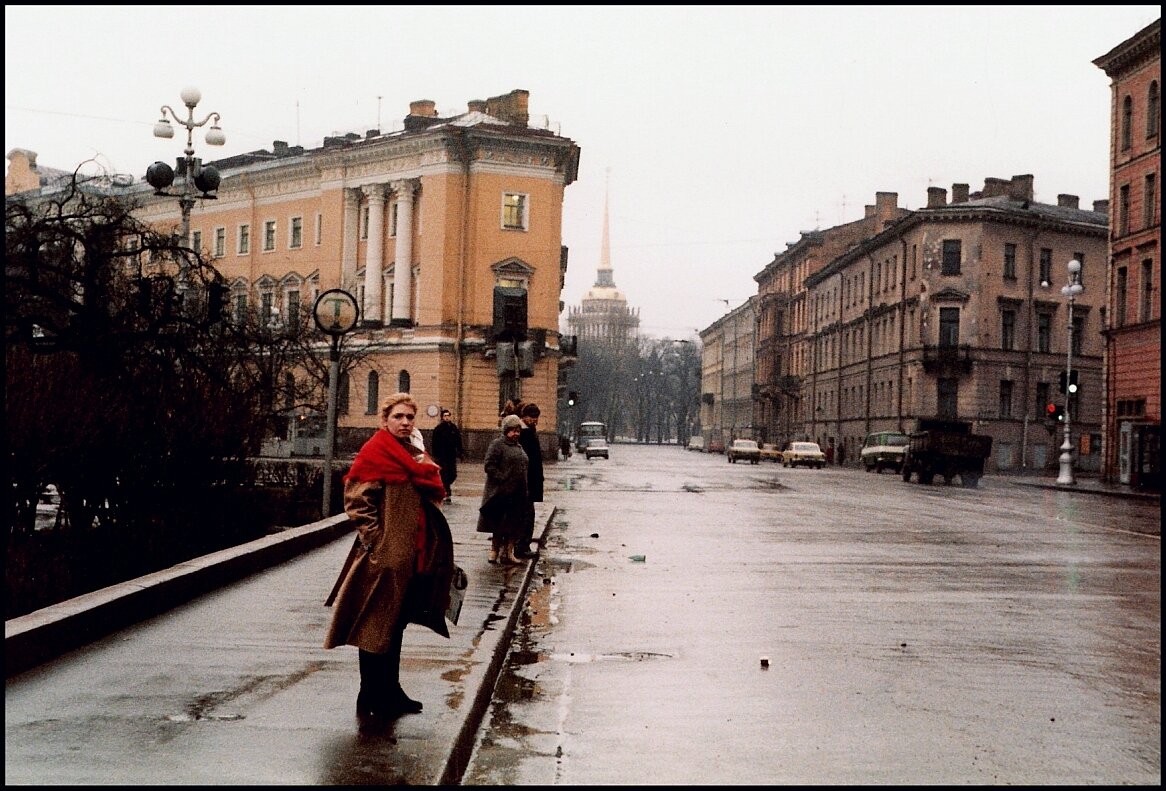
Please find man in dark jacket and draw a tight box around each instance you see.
[430,408,464,503]
[515,402,544,559]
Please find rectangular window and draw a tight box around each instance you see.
[938,307,960,347]
[213,227,226,258]
[1001,309,1016,350]
[999,380,1014,419]
[1145,174,1157,230]
[1074,253,1085,286]
[941,239,961,275]
[1037,313,1051,353]
[1039,248,1052,286]
[502,192,528,230]
[910,244,917,280]
[261,291,274,324]
[290,216,303,249]
[238,223,250,255]
[1119,184,1130,236]
[287,290,301,332]
[1141,259,1154,322]
[232,293,247,323]
[1003,243,1017,280]
[937,377,959,418]
[1036,382,1050,417]
[360,206,369,239]
[315,213,323,246]
[264,220,276,251]
[1071,315,1084,356]
[390,202,399,237]
[1116,267,1128,327]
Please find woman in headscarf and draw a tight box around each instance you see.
[323,392,455,719]
[476,414,529,565]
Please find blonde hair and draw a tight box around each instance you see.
[380,392,419,419]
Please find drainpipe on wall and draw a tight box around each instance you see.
[453,129,471,430]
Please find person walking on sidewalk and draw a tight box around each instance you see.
[323,392,456,720]
[515,402,544,559]
[476,414,529,565]
[430,408,464,503]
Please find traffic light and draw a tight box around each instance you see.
[567,391,578,407]
[1045,402,1064,423]
[1059,371,1079,394]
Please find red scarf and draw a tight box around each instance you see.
[345,429,446,502]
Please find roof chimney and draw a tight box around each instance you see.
[1057,194,1080,209]
[409,99,437,117]
[1093,199,1109,216]
[951,183,970,203]
[927,186,947,208]
[1007,174,1034,201]
[467,99,487,113]
[982,177,1008,198]
[484,89,530,126]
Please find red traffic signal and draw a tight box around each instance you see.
[1045,403,1064,422]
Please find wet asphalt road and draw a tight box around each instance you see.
[463,444,1161,785]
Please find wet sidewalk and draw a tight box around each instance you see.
[1006,472,1161,503]
[5,463,552,785]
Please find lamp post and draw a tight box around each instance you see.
[146,87,226,281]
[1056,259,1084,486]
[313,289,360,516]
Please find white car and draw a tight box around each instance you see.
[781,441,826,469]
[584,438,609,459]
[727,439,761,464]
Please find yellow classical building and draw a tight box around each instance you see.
[9,89,580,457]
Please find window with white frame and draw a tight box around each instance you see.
[502,192,528,230]
[238,223,250,255]
[314,213,322,246]
[289,216,303,249]
[264,220,276,251]
[213,227,226,258]
[286,289,301,332]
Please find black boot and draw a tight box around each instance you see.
[384,623,422,715]
[357,649,392,717]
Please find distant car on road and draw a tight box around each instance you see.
[707,437,726,454]
[759,443,782,462]
[687,436,705,452]
[781,441,826,469]
[584,438,610,460]
[860,431,910,473]
[727,439,761,464]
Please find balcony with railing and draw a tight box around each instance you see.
[921,344,973,375]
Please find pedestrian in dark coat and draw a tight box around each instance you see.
[430,408,464,502]
[323,392,454,720]
[476,414,528,565]
[515,402,544,558]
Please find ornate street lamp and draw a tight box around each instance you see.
[1056,259,1084,486]
[313,289,360,516]
[145,87,226,279]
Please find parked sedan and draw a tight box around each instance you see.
[584,438,610,459]
[759,443,782,462]
[727,439,761,464]
[781,441,826,469]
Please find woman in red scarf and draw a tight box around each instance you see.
[324,392,455,719]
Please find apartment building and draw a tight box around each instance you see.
[1094,18,1161,490]
[8,90,581,457]
[753,191,910,449]
[699,295,758,451]
[799,175,1108,472]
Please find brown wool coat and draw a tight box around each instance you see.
[323,479,454,651]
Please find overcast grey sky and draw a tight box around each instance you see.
[6,5,1160,336]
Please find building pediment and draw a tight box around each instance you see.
[931,287,970,303]
[491,257,535,277]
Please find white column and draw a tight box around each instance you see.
[341,188,359,292]
[389,179,415,326]
[361,184,386,324]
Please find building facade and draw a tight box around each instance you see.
[753,191,910,450]
[800,175,1108,472]
[564,182,639,348]
[699,295,757,451]
[1094,18,1161,490]
[8,90,581,458]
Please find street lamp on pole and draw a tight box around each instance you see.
[1056,259,1084,486]
[146,87,226,281]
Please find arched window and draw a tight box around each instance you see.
[366,371,379,414]
[1148,81,1160,138]
[338,372,350,415]
[397,370,411,393]
[1121,95,1133,150]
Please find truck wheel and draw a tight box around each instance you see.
[943,473,954,485]
[962,473,980,489]
[902,466,912,482]
[920,468,934,485]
